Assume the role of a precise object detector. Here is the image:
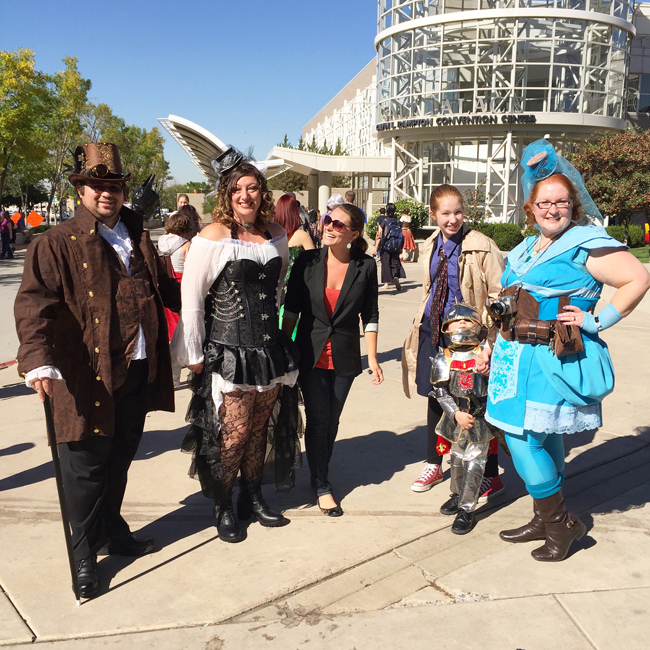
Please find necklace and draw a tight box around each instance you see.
[239,222,255,229]
[532,236,554,256]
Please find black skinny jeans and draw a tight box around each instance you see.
[299,367,354,497]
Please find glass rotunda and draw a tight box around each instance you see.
[375,0,635,222]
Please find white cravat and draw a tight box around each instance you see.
[97,219,146,360]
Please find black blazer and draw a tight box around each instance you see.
[284,248,379,378]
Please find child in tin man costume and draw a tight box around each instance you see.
[429,302,494,535]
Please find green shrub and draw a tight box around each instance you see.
[366,213,379,240]
[605,224,644,246]
[522,225,538,239]
[369,198,429,241]
[31,225,52,234]
[475,223,523,251]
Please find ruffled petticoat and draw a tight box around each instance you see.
[182,331,301,496]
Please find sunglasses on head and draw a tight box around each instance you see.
[323,214,349,233]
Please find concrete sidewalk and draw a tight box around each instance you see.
[0,246,649,649]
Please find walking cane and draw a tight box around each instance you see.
[44,395,81,605]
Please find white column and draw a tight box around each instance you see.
[308,172,319,211]
[318,171,332,214]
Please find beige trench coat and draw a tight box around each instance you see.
[401,225,505,398]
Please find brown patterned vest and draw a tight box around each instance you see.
[104,237,160,391]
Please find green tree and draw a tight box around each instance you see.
[159,180,212,211]
[44,56,92,222]
[267,170,308,192]
[0,49,50,205]
[462,183,486,228]
[84,103,170,195]
[570,129,650,243]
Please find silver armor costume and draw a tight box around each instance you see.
[429,304,494,513]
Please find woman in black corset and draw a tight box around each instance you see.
[173,149,299,543]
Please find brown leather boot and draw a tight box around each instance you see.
[499,501,545,543]
[531,491,586,562]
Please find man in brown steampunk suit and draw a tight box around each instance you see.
[14,143,180,598]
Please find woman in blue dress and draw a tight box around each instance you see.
[484,140,650,562]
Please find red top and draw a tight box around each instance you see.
[315,287,340,370]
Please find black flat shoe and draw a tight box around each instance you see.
[98,534,155,557]
[451,510,476,535]
[318,497,343,517]
[77,556,99,599]
[440,494,460,516]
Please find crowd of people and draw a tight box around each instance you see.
[13,139,650,600]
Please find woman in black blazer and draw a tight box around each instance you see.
[282,204,383,516]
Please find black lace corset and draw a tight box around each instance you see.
[205,257,283,347]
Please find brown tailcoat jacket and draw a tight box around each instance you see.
[14,204,181,443]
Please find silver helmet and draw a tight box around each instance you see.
[441,302,482,349]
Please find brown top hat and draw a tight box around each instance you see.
[68,142,132,185]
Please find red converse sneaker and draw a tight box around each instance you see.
[478,476,505,503]
[411,464,444,492]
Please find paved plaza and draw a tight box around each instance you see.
[0,236,649,649]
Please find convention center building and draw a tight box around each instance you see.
[274,0,650,225]
[161,1,650,225]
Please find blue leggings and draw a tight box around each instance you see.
[505,431,565,500]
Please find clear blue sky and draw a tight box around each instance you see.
[1,0,377,184]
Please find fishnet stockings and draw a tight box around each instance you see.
[218,385,280,490]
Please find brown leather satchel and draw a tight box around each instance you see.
[553,320,584,358]
[514,318,553,344]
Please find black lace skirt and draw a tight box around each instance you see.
[181,331,302,497]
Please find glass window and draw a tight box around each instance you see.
[393,32,413,53]
[517,17,554,39]
[584,67,607,91]
[554,40,583,66]
[551,89,580,112]
[442,41,475,66]
[521,88,548,111]
[586,44,609,68]
[554,20,586,40]
[552,65,581,89]
[517,40,552,63]
[444,22,478,41]
[582,91,605,113]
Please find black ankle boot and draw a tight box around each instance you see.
[237,480,289,527]
[213,495,243,543]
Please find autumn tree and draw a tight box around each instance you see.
[83,103,170,195]
[44,56,91,222]
[0,49,50,204]
[570,129,650,243]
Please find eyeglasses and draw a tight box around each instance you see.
[533,199,572,211]
[323,214,349,233]
[86,183,124,194]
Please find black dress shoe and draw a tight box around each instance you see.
[98,534,155,557]
[451,510,476,535]
[440,494,460,516]
[77,556,99,599]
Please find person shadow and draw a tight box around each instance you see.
[96,489,219,596]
